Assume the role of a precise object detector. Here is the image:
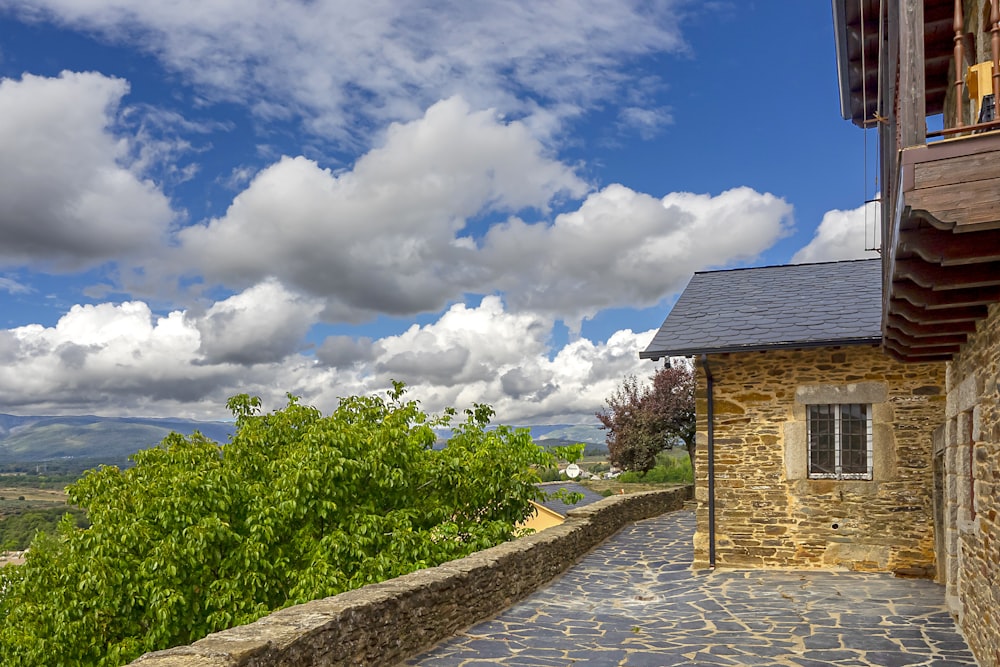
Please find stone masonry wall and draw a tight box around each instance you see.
[946,301,1000,666]
[693,345,944,573]
[130,486,691,667]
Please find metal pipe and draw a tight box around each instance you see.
[701,354,716,569]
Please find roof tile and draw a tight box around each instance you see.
[640,259,882,359]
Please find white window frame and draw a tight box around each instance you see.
[807,403,873,480]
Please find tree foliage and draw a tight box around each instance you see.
[0,505,88,550]
[0,384,551,666]
[597,363,695,473]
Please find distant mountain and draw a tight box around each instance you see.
[0,414,234,464]
[0,413,604,467]
[432,423,606,447]
[534,424,605,445]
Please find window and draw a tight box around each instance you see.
[807,404,872,480]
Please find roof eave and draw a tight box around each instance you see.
[831,0,854,121]
[639,336,881,361]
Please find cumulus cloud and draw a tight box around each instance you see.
[315,336,378,369]
[0,71,174,269]
[1,301,224,415]
[314,296,658,424]
[481,185,794,328]
[165,98,792,327]
[792,200,881,263]
[191,279,324,365]
[4,0,689,144]
[0,294,659,424]
[172,97,588,319]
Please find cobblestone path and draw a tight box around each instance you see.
[406,510,978,667]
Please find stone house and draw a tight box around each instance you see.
[832,1,1000,663]
[641,259,945,574]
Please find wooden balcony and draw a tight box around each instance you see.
[885,130,1000,361]
[833,0,1000,361]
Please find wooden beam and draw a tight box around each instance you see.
[898,226,1000,265]
[895,258,1000,289]
[905,178,1000,232]
[886,313,977,337]
[883,337,957,361]
[899,0,926,147]
[892,298,987,324]
[884,325,967,347]
[891,280,1000,308]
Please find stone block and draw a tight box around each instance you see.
[946,372,983,418]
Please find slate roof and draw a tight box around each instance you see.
[641,259,882,360]
[535,482,607,517]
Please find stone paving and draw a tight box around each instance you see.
[405,510,979,667]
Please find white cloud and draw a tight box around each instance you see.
[190,279,324,365]
[172,97,588,320]
[480,185,794,328]
[0,277,30,294]
[0,71,175,269]
[2,301,221,414]
[792,201,881,263]
[165,99,792,327]
[618,106,674,139]
[4,0,689,145]
[0,294,658,424]
[312,296,659,424]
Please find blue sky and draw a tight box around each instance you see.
[0,1,878,423]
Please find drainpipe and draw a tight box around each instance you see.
[701,354,716,569]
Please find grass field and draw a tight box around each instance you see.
[0,486,68,504]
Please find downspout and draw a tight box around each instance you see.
[700,354,716,569]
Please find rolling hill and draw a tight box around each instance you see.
[0,415,235,464]
[0,414,606,467]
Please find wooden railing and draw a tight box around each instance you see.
[896,0,1000,148]
[938,0,1000,138]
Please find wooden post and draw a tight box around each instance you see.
[899,0,926,147]
[954,0,965,128]
[992,0,1000,114]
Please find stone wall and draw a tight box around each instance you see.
[945,300,1000,666]
[693,345,944,572]
[130,485,691,667]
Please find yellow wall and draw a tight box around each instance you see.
[520,501,565,533]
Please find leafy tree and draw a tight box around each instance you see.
[597,363,695,473]
[0,384,552,667]
[0,506,89,550]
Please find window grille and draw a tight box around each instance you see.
[807,404,872,480]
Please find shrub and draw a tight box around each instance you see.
[0,385,552,667]
[617,453,692,484]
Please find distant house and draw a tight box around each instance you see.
[641,259,945,573]
[521,482,607,533]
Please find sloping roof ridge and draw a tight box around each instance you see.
[693,257,880,276]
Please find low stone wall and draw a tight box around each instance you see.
[131,485,692,667]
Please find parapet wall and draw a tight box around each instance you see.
[132,485,692,667]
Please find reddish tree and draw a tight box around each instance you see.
[597,363,695,473]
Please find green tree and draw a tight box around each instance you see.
[0,384,552,666]
[597,363,695,473]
